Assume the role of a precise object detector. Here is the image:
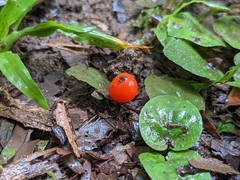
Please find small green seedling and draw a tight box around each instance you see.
[139,95,202,151]
[0,147,16,164]
[217,116,235,134]
[44,169,57,180]
[139,150,211,180]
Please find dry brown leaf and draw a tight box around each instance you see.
[226,87,240,106]
[125,43,151,54]
[200,110,221,139]
[0,147,58,179]
[53,100,80,158]
[56,147,71,156]
[188,158,240,175]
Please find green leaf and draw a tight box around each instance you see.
[36,140,49,151]
[62,29,127,51]
[197,0,229,11]
[132,7,159,30]
[168,12,225,47]
[0,51,48,109]
[2,20,149,52]
[135,0,165,8]
[213,16,240,50]
[1,21,91,51]
[163,39,224,81]
[139,151,211,180]
[44,170,57,180]
[139,95,202,151]
[2,21,140,52]
[226,53,240,88]
[227,81,240,88]
[0,0,38,40]
[23,21,95,37]
[66,65,110,96]
[217,121,235,134]
[218,62,240,83]
[153,21,175,47]
[233,53,240,81]
[1,147,16,162]
[193,53,240,88]
[144,75,205,110]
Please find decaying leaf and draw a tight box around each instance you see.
[226,87,240,106]
[53,100,80,158]
[188,158,240,175]
[200,110,221,139]
[0,90,53,131]
[0,147,58,179]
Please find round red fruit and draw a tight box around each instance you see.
[108,72,138,103]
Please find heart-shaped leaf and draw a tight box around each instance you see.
[139,95,202,151]
[144,75,205,110]
[139,150,211,180]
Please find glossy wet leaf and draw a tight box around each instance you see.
[153,21,175,47]
[198,1,229,12]
[227,53,240,88]
[0,0,38,40]
[163,39,224,81]
[139,95,202,151]
[218,62,240,83]
[168,12,225,47]
[144,75,205,110]
[1,148,16,162]
[0,51,48,109]
[2,21,149,53]
[66,65,110,95]
[139,150,211,180]
[233,53,240,81]
[213,16,240,50]
[22,21,95,37]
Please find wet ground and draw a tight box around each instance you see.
[0,0,240,179]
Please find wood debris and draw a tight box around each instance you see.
[0,90,53,131]
[53,100,80,158]
[0,147,58,180]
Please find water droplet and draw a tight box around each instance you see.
[193,37,201,44]
[173,23,181,29]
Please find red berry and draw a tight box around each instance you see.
[108,72,138,103]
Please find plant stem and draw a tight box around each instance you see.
[0,31,23,52]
